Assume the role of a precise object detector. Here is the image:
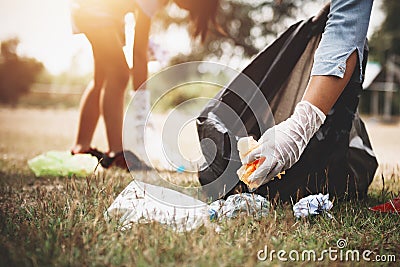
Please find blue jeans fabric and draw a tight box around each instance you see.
[311,0,374,83]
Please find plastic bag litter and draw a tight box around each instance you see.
[105,181,208,232]
[293,193,333,218]
[369,197,400,213]
[208,193,270,221]
[105,182,271,231]
[28,151,98,177]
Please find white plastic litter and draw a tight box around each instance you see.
[208,193,270,220]
[293,193,333,218]
[105,181,208,232]
[106,182,271,231]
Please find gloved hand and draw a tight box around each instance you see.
[242,101,326,188]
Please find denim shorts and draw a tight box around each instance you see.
[311,0,374,83]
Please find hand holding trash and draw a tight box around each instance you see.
[241,101,326,188]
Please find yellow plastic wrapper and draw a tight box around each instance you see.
[237,137,285,190]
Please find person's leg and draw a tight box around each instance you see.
[72,36,106,154]
[102,72,129,154]
[97,30,130,154]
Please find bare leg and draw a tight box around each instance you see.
[73,28,128,154]
[95,31,130,154]
[303,51,358,114]
[72,46,105,153]
[102,68,129,153]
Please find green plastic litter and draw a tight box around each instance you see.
[28,151,99,177]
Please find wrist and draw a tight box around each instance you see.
[276,101,326,168]
[301,100,326,123]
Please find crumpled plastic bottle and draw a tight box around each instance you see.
[28,151,99,177]
[208,193,270,220]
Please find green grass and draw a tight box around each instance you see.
[0,156,399,266]
[0,108,399,266]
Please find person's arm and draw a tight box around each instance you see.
[242,0,372,188]
[242,52,358,187]
[242,52,357,184]
[305,1,356,114]
[132,7,151,91]
[303,51,357,114]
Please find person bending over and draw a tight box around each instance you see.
[70,0,220,170]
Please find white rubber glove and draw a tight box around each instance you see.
[242,100,326,188]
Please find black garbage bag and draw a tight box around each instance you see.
[196,16,378,203]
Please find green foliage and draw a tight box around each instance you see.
[151,83,222,113]
[0,157,399,266]
[147,63,231,112]
[155,0,319,64]
[363,1,400,116]
[369,0,400,62]
[0,109,399,266]
[0,38,44,105]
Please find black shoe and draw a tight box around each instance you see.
[107,150,151,171]
[72,148,106,162]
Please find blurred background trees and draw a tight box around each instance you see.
[366,0,400,118]
[369,0,400,62]
[0,38,43,106]
[155,0,319,65]
[148,0,322,109]
[1,0,399,114]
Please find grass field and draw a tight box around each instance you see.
[0,107,399,266]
